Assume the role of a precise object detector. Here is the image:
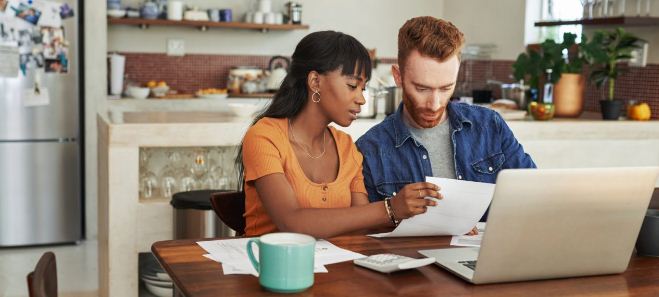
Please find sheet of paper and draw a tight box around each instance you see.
[33,0,62,28]
[23,87,49,106]
[450,222,486,247]
[197,238,363,276]
[0,45,19,77]
[369,177,494,238]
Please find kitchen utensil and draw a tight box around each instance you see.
[140,2,159,19]
[208,9,220,22]
[220,9,232,22]
[286,2,302,24]
[252,11,264,24]
[472,89,492,104]
[109,53,125,96]
[266,56,290,91]
[384,86,403,115]
[127,86,150,99]
[264,12,276,24]
[501,83,529,110]
[167,1,183,20]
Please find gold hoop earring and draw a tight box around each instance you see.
[312,90,321,103]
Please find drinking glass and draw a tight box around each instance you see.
[139,148,159,199]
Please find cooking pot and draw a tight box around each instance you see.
[384,86,403,115]
[501,83,529,110]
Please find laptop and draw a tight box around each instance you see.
[419,167,659,285]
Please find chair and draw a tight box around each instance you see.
[27,252,57,297]
[210,191,246,236]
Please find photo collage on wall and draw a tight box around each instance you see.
[0,0,73,76]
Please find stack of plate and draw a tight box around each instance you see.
[139,253,173,297]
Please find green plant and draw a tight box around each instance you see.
[581,28,644,101]
[512,32,585,93]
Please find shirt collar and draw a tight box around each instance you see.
[391,101,472,148]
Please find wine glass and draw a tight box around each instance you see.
[159,150,181,198]
[139,148,159,199]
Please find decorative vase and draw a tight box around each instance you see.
[554,73,585,118]
[600,100,623,120]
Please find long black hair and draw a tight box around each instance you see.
[235,30,372,190]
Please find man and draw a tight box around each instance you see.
[356,16,536,217]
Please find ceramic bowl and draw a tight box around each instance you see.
[143,282,173,297]
[127,87,150,99]
[107,9,126,18]
[151,86,169,97]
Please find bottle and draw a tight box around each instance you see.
[543,69,554,104]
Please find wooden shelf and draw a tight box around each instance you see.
[535,16,659,27]
[108,17,309,32]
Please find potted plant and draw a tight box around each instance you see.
[512,36,564,120]
[513,32,589,119]
[581,28,644,120]
[554,33,587,118]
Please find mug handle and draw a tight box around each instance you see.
[246,238,260,274]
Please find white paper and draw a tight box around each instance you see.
[369,177,494,238]
[0,45,19,77]
[33,0,62,28]
[450,222,486,247]
[22,87,49,106]
[197,238,363,276]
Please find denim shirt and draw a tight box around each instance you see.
[356,101,536,206]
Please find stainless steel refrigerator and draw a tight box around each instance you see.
[0,0,83,247]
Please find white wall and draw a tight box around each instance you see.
[108,0,444,57]
[442,0,527,60]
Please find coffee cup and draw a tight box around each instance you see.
[246,232,315,293]
[636,209,659,257]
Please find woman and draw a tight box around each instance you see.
[239,31,441,238]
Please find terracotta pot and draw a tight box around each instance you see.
[553,73,585,118]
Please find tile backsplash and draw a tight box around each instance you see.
[120,53,659,119]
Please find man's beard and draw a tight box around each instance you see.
[402,91,445,129]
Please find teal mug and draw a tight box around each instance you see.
[247,232,315,293]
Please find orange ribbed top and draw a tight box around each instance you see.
[242,117,367,236]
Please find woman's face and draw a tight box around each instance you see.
[316,68,367,127]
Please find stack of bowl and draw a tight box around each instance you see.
[140,253,173,297]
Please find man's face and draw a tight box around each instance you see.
[393,50,460,128]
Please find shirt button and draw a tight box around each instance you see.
[422,155,428,160]
[322,185,328,191]
[458,175,463,180]
[322,197,327,202]
[488,166,493,172]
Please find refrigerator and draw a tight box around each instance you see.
[0,0,83,247]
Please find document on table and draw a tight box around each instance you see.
[369,177,494,238]
[450,222,486,247]
[197,238,365,276]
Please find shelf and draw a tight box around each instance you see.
[108,17,309,32]
[534,16,659,27]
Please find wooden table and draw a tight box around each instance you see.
[152,235,659,297]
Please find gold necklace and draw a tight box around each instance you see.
[288,118,327,159]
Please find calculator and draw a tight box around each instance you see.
[353,253,436,273]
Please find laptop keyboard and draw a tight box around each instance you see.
[458,260,477,271]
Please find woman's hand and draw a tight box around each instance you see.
[390,182,442,221]
[466,226,479,236]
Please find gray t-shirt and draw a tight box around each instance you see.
[406,119,457,179]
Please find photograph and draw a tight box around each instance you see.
[12,3,42,25]
[45,58,66,73]
[59,3,73,19]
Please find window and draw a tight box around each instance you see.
[525,0,583,44]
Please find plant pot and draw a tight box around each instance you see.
[600,100,623,120]
[554,73,585,118]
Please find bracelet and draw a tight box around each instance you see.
[384,197,399,226]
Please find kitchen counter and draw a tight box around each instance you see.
[97,111,659,297]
